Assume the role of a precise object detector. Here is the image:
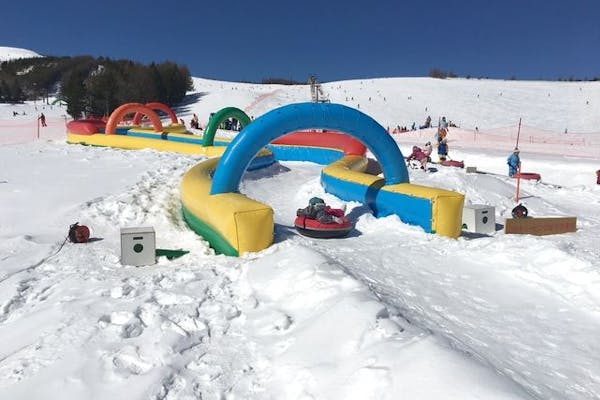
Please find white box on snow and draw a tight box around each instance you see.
[462,205,495,234]
[120,226,156,266]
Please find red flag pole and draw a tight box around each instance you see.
[515,163,522,202]
[514,118,522,202]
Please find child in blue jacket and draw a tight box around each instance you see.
[507,148,521,177]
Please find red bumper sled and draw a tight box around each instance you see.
[294,216,354,239]
[440,160,464,168]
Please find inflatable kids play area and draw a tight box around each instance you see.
[67,103,274,171]
[181,102,465,256]
[66,103,266,158]
[68,101,465,256]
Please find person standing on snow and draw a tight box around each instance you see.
[191,113,200,129]
[507,148,521,177]
[437,127,449,162]
[38,113,47,127]
[423,141,433,162]
[440,116,448,129]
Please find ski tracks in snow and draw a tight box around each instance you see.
[314,220,600,400]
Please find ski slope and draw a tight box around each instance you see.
[1,62,600,399]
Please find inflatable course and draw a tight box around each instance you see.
[181,102,465,256]
[68,101,465,257]
[66,103,268,161]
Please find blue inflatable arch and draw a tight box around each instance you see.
[210,102,409,194]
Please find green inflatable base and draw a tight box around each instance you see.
[181,205,239,257]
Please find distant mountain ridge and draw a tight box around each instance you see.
[0,46,42,63]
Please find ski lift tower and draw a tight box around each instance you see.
[309,75,330,103]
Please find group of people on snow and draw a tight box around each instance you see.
[407,127,523,178]
[393,116,459,135]
[187,113,247,131]
[406,120,450,170]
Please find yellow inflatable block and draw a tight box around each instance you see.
[383,183,464,238]
[67,133,227,156]
[322,155,382,186]
[180,158,273,254]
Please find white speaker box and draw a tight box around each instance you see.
[462,205,495,234]
[120,226,156,266]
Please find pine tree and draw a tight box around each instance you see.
[60,69,88,118]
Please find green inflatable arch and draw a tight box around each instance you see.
[202,107,252,146]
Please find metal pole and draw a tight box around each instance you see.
[37,117,40,140]
[515,118,522,149]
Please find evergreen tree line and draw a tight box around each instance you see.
[429,67,600,81]
[260,77,304,85]
[0,56,193,118]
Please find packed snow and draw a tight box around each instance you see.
[1,49,600,399]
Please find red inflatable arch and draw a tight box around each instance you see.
[132,102,178,125]
[105,103,163,135]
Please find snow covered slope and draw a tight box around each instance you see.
[0,46,42,63]
[183,76,600,135]
[1,74,599,399]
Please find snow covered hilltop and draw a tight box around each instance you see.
[0,46,41,63]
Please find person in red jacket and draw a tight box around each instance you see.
[406,145,429,170]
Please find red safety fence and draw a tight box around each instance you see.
[391,124,600,159]
[4,114,600,160]
[0,116,70,145]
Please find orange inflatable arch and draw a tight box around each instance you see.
[105,103,163,135]
[132,102,178,125]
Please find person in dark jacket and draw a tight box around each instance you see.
[38,113,47,127]
[297,197,344,224]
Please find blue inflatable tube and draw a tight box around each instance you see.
[210,103,408,194]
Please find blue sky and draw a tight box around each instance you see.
[2,0,599,82]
